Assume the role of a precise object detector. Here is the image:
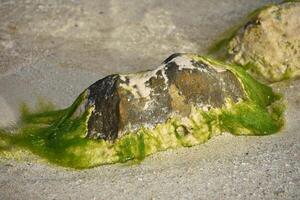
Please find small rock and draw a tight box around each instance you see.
[228,2,300,82]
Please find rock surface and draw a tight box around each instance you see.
[228,1,300,82]
[85,54,245,141]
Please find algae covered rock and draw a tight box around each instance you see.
[83,53,245,141]
[228,2,300,82]
[0,54,284,168]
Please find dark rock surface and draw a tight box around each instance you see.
[86,75,121,141]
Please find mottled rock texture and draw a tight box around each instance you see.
[84,54,245,141]
[228,2,300,82]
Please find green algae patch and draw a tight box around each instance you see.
[0,56,285,169]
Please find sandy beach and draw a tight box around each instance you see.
[0,0,299,199]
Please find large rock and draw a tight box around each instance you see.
[83,53,246,141]
[0,53,284,168]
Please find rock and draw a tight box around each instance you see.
[0,53,284,168]
[83,53,246,141]
[228,2,300,82]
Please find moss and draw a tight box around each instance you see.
[220,101,282,135]
[0,56,285,169]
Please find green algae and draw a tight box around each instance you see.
[0,56,285,169]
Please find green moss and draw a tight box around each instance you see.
[0,56,285,169]
[283,0,300,3]
[220,101,282,135]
